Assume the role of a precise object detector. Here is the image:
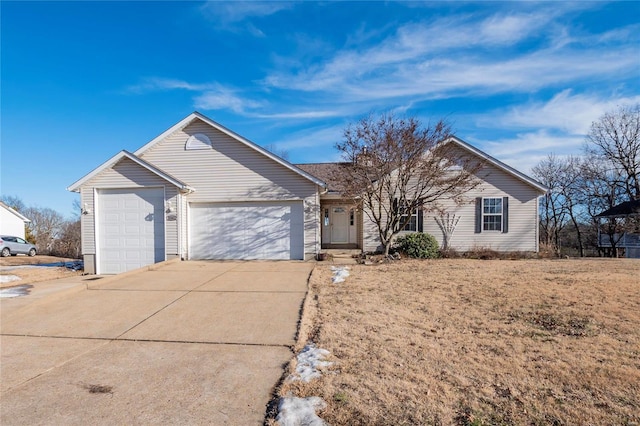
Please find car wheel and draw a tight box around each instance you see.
[1,248,10,257]
[28,248,37,257]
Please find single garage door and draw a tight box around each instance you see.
[189,201,304,260]
[97,188,165,274]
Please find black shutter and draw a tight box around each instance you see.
[418,207,423,232]
[502,196,509,233]
[475,197,482,234]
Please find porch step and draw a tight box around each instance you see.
[319,249,361,265]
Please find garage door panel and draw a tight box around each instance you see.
[189,202,303,260]
[98,188,165,274]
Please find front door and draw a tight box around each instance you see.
[331,207,349,243]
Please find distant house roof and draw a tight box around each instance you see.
[295,162,351,193]
[596,199,640,218]
[0,201,30,223]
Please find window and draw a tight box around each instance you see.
[401,206,418,231]
[185,133,212,150]
[483,198,503,231]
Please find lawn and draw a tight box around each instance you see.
[279,259,640,425]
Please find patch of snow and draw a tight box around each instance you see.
[289,343,333,383]
[0,275,21,284]
[276,396,327,426]
[0,284,32,298]
[331,266,350,283]
[2,265,47,271]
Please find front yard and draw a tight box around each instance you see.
[0,255,81,288]
[280,258,639,425]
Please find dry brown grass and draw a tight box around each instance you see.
[0,255,80,288]
[279,259,640,425]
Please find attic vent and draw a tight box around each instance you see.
[185,133,212,150]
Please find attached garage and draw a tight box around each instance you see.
[97,188,165,274]
[189,201,304,260]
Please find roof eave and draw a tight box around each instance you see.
[0,202,31,222]
[67,151,193,193]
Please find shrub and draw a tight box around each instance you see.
[394,232,440,259]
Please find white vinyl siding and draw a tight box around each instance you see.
[139,119,320,258]
[420,166,540,252]
[79,157,179,257]
[362,152,542,253]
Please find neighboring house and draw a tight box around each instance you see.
[0,201,30,239]
[595,199,640,258]
[68,112,546,274]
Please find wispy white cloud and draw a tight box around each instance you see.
[478,91,640,135]
[253,110,341,119]
[475,130,585,174]
[194,89,263,114]
[262,9,638,105]
[199,1,292,35]
[200,1,291,23]
[125,77,217,94]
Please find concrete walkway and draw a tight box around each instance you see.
[0,260,314,425]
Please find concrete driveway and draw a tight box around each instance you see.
[0,260,313,425]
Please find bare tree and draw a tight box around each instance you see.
[25,207,65,254]
[580,159,628,256]
[0,195,27,212]
[559,156,588,256]
[585,104,640,201]
[533,154,569,256]
[52,219,81,258]
[333,113,480,256]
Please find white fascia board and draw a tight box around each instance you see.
[134,111,327,190]
[445,136,549,194]
[67,150,194,193]
[0,202,31,223]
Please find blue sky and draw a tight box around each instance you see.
[1,1,639,217]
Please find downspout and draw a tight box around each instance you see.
[177,192,182,260]
[317,184,328,258]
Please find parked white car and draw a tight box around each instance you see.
[0,235,36,257]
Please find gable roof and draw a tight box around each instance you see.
[295,162,351,193]
[134,111,327,189]
[67,150,194,193]
[0,202,30,223]
[445,136,548,194]
[596,199,640,218]
[296,137,548,196]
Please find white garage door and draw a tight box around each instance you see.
[97,188,165,274]
[189,201,304,260]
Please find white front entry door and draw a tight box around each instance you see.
[330,207,349,243]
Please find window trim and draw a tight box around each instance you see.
[482,197,503,232]
[400,206,419,232]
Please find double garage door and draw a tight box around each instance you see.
[189,201,304,260]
